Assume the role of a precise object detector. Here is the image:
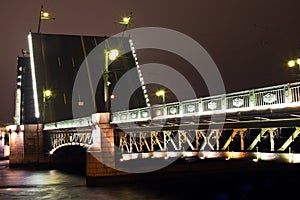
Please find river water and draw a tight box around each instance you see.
[1,159,300,200]
[2,159,216,200]
[0,160,176,200]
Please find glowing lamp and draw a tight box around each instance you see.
[122,17,131,24]
[288,60,296,68]
[43,89,52,99]
[108,49,119,61]
[156,90,165,97]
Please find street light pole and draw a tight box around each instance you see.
[104,49,119,112]
[156,89,166,105]
[37,5,43,34]
[288,59,300,68]
[118,12,132,37]
[42,89,52,122]
[37,5,55,34]
[104,50,109,112]
[288,48,300,69]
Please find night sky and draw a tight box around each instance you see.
[1,0,300,124]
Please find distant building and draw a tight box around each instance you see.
[0,127,9,159]
[15,33,148,124]
[15,56,35,124]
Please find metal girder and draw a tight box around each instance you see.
[278,127,300,151]
[221,129,247,150]
[200,129,217,151]
[247,128,277,151]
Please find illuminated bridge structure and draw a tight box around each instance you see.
[8,32,300,186]
[42,81,300,164]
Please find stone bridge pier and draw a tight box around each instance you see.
[8,124,50,167]
[8,112,130,184]
[86,113,129,186]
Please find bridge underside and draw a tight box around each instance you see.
[50,145,86,174]
[111,106,300,164]
[42,106,300,168]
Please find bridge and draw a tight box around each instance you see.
[6,31,300,186]
[41,81,300,163]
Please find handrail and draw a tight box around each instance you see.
[111,81,300,123]
[44,116,92,130]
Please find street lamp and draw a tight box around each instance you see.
[119,16,131,25]
[43,89,52,100]
[43,89,52,122]
[104,49,119,112]
[288,58,300,68]
[156,89,166,105]
[37,5,55,33]
[118,12,132,36]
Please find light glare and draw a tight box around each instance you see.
[156,90,165,97]
[108,49,119,61]
[288,60,295,67]
[43,89,52,98]
[123,17,130,24]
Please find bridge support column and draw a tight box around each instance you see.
[86,113,129,186]
[9,124,50,167]
[214,130,222,151]
[269,129,276,151]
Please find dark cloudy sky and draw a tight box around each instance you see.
[1,0,300,124]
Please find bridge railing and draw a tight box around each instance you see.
[291,83,300,103]
[44,116,92,130]
[111,82,300,124]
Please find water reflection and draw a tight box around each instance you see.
[0,160,174,200]
[1,159,300,200]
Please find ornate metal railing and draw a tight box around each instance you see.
[43,116,93,154]
[47,129,93,154]
[111,82,300,123]
[44,116,92,130]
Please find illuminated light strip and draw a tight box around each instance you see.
[290,114,300,118]
[6,124,24,132]
[129,39,150,107]
[49,142,90,155]
[287,102,300,107]
[14,88,21,125]
[182,151,198,157]
[258,152,279,161]
[226,118,240,122]
[28,33,40,119]
[254,116,270,120]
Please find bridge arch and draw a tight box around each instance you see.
[49,142,90,155]
[45,129,93,155]
[49,144,87,174]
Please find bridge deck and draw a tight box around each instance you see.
[111,81,300,125]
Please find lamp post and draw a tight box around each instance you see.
[37,5,55,34]
[119,15,131,25]
[118,12,132,36]
[156,89,166,105]
[104,49,119,112]
[43,89,52,122]
[288,58,300,68]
